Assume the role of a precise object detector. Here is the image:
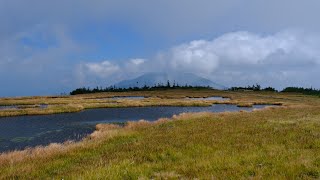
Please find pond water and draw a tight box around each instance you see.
[90,96,146,100]
[0,104,48,110]
[0,104,272,153]
[186,96,230,101]
[112,96,146,100]
[39,104,48,109]
[0,105,18,110]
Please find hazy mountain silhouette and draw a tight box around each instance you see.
[114,72,226,89]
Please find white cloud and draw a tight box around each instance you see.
[75,59,148,86]
[169,40,219,75]
[76,61,121,86]
[167,30,320,68]
[84,61,120,78]
[130,58,146,65]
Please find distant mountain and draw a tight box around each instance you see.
[114,72,226,90]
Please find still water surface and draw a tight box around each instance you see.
[185,96,230,101]
[0,104,271,153]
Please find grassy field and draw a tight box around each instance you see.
[0,90,319,179]
[0,89,285,117]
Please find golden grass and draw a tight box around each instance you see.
[0,90,319,178]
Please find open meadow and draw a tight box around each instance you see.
[0,89,319,179]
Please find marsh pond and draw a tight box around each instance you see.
[0,104,273,153]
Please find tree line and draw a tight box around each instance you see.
[70,81,213,95]
[229,84,276,92]
[281,87,320,96]
[229,84,320,96]
[70,82,320,97]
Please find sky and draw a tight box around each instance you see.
[1,0,320,96]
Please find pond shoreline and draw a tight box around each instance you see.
[0,104,280,153]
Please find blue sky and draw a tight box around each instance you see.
[1,0,320,96]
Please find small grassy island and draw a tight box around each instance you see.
[0,89,319,179]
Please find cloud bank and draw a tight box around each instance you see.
[77,30,320,89]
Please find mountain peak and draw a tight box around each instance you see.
[114,72,226,89]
